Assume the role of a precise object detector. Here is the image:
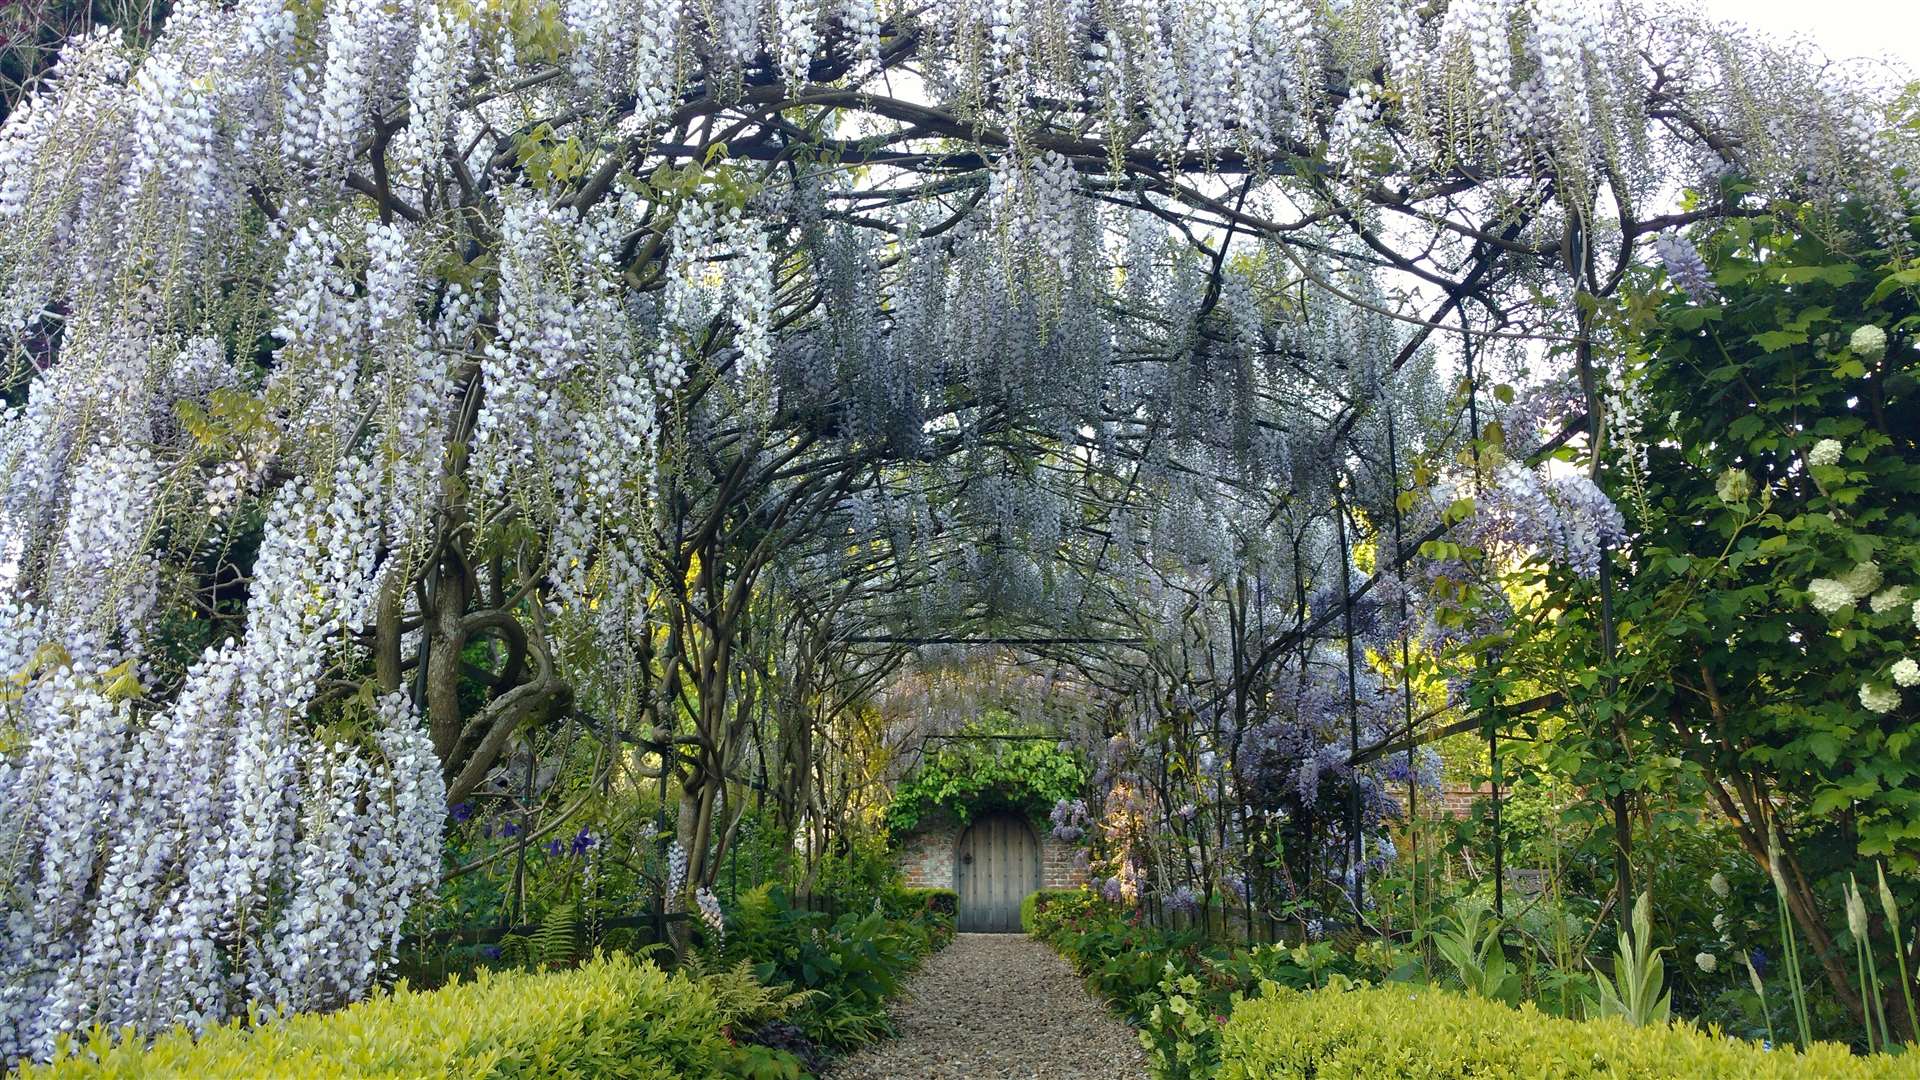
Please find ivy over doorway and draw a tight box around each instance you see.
[885,724,1085,836]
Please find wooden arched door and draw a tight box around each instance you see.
[955,812,1040,932]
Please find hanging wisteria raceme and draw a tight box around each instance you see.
[0,482,442,1060]
[1,0,1915,1060]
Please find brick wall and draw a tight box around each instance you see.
[1421,785,1489,819]
[900,814,960,889]
[1042,831,1089,889]
[896,810,1090,891]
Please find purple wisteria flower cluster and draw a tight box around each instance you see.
[1049,798,1090,842]
[1651,231,1721,305]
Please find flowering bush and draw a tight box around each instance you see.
[1563,209,1920,1025]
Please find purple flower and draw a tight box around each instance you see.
[501,821,519,838]
[480,945,503,960]
[1651,230,1720,305]
[1049,798,1089,842]
[450,801,474,822]
[544,839,564,857]
[569,827,596,857]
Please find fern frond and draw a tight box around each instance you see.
[533,902,578,967]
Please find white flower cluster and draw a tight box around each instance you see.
[1851,324,1888,362]
[985,151,1080,297]
[1861,682,1900,715]
[695,888,726,941]
[0,490,443,1062]
[1327,82,1384,164]
[392,4,466,191]
[725,210,777,392]
[1808,561,1882,616]
[666,840,688,900]
[1809,438,1844,467]
[776,0,823,91]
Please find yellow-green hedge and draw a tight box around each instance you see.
[19,954,734,1079]
[1219,985,1920,1079]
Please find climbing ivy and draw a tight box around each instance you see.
[884,731,1085,836]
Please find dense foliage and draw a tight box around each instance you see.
[884,731,1085,834]
[1034,885,1920,1079]
[1030,889,1412,1079]
[716,883,953,1052]
[25,880,951,1077]
[1481,207,1920,1034]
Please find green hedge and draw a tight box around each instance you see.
[21,954,750,1079]
[1020,887,1087,933]
[890,886,958,918]
[1220,985,1918,1079]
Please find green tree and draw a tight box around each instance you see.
[1553,207,1920,1033]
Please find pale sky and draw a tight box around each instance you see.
[1698,0,1920,73]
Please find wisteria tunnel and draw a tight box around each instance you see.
[2,0,1919,1074]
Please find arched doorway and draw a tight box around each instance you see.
[955,811,1040,932]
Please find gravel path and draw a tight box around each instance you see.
[829,933,1150,1080]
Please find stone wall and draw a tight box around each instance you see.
[896,810,1090,892]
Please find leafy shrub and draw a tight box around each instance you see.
[722,883,945,1050]
[1218,984,1915,1079]
[808,831,902,914]
[1020,887,1085,932]
[887,886,958,921]
[23,952,783,1079]
[1032,891,1416,1080]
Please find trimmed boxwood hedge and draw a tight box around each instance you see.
[1220,984,1920,1079]
[891,886,958,919]
[20,954,744,1079]
[1020,887,1086,933]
